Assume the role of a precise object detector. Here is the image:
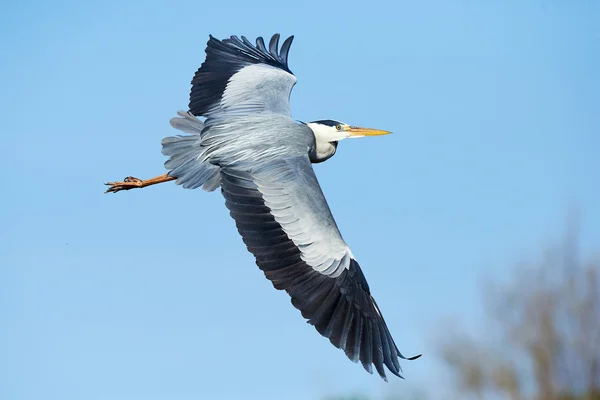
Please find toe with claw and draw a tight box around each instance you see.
[104,176,144,193]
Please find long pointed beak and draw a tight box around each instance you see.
[347,126,392,137]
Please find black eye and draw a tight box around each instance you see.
[335,124,342,131]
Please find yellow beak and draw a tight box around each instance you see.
[347,126,392,137]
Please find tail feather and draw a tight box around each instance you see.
[162,111,220,191]
[169,110,206,135]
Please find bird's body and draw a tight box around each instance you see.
[106,33,420,381]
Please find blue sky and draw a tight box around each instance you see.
[1,0,598,399]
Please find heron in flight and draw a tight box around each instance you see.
[105,34,420,380]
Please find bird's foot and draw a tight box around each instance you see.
[104,173,176,194]
[104,176,144,193]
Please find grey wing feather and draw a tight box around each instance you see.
[219,155,421,380]
[161,111,220,191]
[251,156,351,276]
[168,110,206,135]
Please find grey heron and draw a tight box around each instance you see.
[105,33,421,380]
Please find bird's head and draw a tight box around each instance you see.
[306,119,391,163]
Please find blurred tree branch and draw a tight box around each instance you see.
[440,222,600,400]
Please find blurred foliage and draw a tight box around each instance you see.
[440,222,599,400]
[326,218,599,400]
[322,395,427,400]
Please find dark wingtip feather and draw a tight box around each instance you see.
[378,326,397,377]
[268,34,280,59]
[255,36,267,53]
[371,324,387,381]
[360,319,374,374]
[240,35,255,49]
[280,35,294,65]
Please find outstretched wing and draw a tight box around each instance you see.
[189,34,296,118]
[219,155,420,381]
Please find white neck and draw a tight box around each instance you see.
[306,122,349,162]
